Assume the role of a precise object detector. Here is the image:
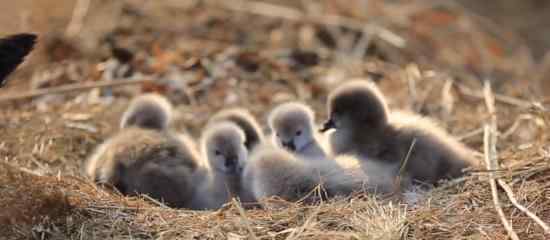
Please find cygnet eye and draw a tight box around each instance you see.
[215,150,221,156]
[295,130,302,136]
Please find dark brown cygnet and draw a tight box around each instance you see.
[321,80,477,187]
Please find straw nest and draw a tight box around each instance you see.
[1,1,549,239]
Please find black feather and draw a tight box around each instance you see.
[0,33,37,87]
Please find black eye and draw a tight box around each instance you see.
[295,130,302,136]
[215,150,221,156]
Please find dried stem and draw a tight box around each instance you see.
[65,0,91,38]
[457,82,532,108]
[233,198,259,240]
[209,0,405,48]
[483,81,520,240]
[497,179,550,234]
[0,78,154,102]
[286,205,321,240]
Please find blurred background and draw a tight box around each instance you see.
[2,0,550,93]
[1,0,550,138]
[2,0,550,56]
[1,0,549,144]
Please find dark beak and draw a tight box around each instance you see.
[319,119,336,132]
[225,156,238,172]
[282,141,296,151]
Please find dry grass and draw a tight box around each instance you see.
[1,148,549,239]
[1,0,550,239]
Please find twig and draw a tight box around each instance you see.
[497,179,550,234]
[398,138,417,177]
[441,1,529,50]
[232,198,259,240]
[0,77,154,102]
[140,194,170,209]
[285,205,321,240]
[441,78,455,116]
[351,26,373,61]
[456,127,484,141]
[457,82,532,108]
[500,114,535,139]
[457,114,536,141]
[484,125,519,240]
[65,0,91,38]
[406,64,420,111]
[65,122,98,133]
[1,162,44,177]
[436,176,468,191]
[209,0,406,48]
[17,166,44,177]
[327,25,355,66]
[483,81,520,240]
[393,138,417,194]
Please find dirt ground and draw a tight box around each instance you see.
[1,0,550,239]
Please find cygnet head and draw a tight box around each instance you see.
[268,102,316,153]
[120,93,173,130]
[208,108,264,151]
[202,122,248,174]
[321,80,389,133]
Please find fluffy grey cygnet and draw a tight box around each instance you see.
[189,122,252,210]
[242,144,384,203]
[242,145,323,203]
[268,102,328,161]
[208,108,264,151]
[85,94,200,208]
[119,93,173,130]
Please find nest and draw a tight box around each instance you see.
[1,0,549,239]
[1,147,549,239]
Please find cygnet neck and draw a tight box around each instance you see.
[210,168,242,198]
[297,136,327,160]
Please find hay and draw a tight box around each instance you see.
[1,0,549,239]
[1,149,549,239]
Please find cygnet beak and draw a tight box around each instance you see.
[319,118,336,132]
[282,141,296,151]
[224,156,238,172]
